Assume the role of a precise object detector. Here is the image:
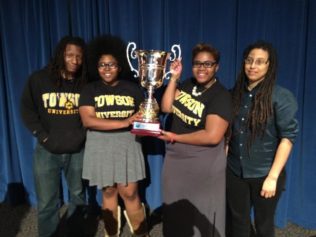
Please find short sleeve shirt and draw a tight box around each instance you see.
[79,80,144,120]
[171,78,232,134]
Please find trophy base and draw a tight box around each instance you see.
[131,121,162,137]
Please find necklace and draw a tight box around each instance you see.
[192,78,217,96]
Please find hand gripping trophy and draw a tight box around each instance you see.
[126,42,181,136]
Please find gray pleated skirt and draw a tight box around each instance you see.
[162,141,226,237]
[82,130,146,189]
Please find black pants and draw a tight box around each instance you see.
[226,168,286,237]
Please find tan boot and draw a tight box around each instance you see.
[124,203,149,237]
[102,206,121,237]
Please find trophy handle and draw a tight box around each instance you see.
[163,44,182,80]
[126,42,139,78]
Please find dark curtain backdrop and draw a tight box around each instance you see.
[0,0,315,229]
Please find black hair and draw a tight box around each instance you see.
[87,35,132,81]
[192,43,220,64]
[232,40,278,144]
[47,36,87,87]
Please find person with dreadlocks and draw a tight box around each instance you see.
[21,36,87,237]
[79,35,148,237]
[226,41,299,237]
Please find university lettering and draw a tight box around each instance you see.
[172,106,201,126]
[95,95,134,108]
[42,93,80,108]
[176,91,205,118]
[96,110,134,119]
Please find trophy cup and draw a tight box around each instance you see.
[126,42,181,136]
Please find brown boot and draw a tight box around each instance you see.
[124,203,149,237]
[101,206,121,237]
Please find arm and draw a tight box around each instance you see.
[224,125,232,156]
[160,59,182,113]
[79,105,137,131]
[159,114,229,145]
[260,138,293,198]
[260,87,298,198]
[20,75,48,142]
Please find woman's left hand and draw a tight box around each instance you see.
[126,112,142,126]
[260,176,277,198]
[158,130,177,143]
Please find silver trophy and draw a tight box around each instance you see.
[126,42,181,136]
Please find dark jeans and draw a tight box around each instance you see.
[33,144,85,237]
[226,168,286,237]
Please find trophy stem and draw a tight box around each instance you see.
[147,85,154,100]
[131,84,161,136]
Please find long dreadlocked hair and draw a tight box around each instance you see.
[47,36,87,87]
[232,41,278,145]
[87,34,132,82]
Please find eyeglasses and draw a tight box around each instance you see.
[98,62,118,69]
[244,58,269,66]
[192,61,217,68]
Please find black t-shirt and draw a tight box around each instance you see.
[79,80,144,120]
[171,78,232,134]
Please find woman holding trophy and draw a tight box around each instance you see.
[79,35,148,237]
[158,43,232,237]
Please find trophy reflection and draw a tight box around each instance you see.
[126,42,181,136]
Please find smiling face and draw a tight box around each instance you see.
[192,51,219,86]
[97,54,120,86]
[244,48,270,86]
[64,44,83,78]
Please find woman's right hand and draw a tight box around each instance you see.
[170,59,182,80]
[161,59,182,113]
